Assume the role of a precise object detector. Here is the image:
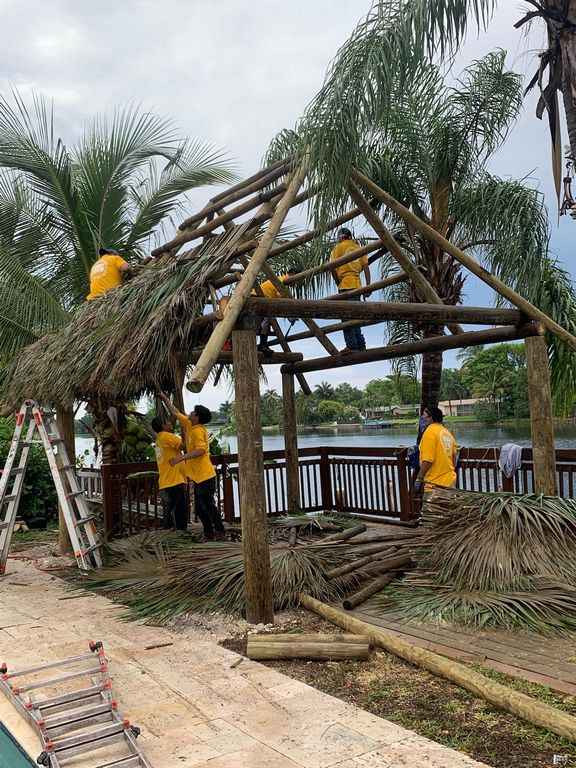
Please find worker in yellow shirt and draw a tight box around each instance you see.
[414,407,458,494]
[330,228,370,352]
[151,416,188,530]
[159,392,224,540]
[86,248,130,301]
[252,267,299,354]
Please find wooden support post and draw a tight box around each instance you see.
[352,168,576,351]
[187,161,308,393]
[525,333,557,495]
[319,447,333,512]
[232,321,274,625]
[282,372,300,514]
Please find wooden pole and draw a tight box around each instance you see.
[352,168,576,351]
[268,319,383,347]
[187,161,308,393]
[282,372,300,514]
[525,334,557,494]
[300,594,576,742]
[283,324,541,375]
[243,297,525,325]
[257,261,339,356]
[282,240,385,286]
[153,183,288,256]
[179,161,290,230]
[232,322,274,625]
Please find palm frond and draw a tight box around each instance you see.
[125,140,236,254]
[298,0,498,221]
[373,488,576,634]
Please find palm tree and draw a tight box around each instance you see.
[367,52,553,407]
[0,94,234,426]
[314,382,335,399]
[299,0,576,206]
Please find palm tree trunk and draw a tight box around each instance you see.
[421,326,444,409]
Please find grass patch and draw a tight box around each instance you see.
[227,611,576,768]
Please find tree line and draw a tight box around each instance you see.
[215,343,535,428]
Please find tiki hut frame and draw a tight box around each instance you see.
[6,155,576,623]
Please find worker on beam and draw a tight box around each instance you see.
[253,267,300,355]
[86,247,131,301]
[330,228,370,352]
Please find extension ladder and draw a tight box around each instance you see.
[0,641,153,767]
[0,401,103,575]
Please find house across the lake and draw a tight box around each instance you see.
[363,398,481,421]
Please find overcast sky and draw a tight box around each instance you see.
[1,1,572,412]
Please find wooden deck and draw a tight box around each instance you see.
[349,604,576,695]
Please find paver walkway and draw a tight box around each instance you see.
[0,558,488,768]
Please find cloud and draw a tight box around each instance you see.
[1,1,571,409]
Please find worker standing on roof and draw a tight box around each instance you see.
[86,248,130,301]
[330,228,370,352]
[252,267,299,355]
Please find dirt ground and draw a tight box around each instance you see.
[222,611,576,768]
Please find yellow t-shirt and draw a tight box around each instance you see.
[253,274,288,299]
[155,431,185,490]
[86,254,128,300]
[175,411,216,484]
[330,240,367,290]
[419,423,457,489]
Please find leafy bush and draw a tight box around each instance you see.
[0,417,58,520]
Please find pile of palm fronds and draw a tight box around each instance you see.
[3,222,253,407]
[77,532,368,624]
[374,488,576,634]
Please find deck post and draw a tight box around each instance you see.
[525,333,557,495]
[319,448,333,512]
[232,318,274,624]
[282,372,301,515]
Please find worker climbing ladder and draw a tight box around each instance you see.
[0,641,153,767]
[0,401,103,575]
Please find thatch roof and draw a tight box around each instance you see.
[5,224,251,406]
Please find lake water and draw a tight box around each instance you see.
[75,421,576,464]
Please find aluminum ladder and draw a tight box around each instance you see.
[0,401,103,575]
[0,641,153,767]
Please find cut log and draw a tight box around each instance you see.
[343,572,399,611]
[325,550,398,579]
[323,523,367,543]
[300,594,576,742]
[246,633,370,660]
[288,527,298,548]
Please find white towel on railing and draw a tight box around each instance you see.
[498,443,523,479]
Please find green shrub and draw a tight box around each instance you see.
[0,417,58,520]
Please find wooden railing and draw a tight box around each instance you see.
[78,446,576,539]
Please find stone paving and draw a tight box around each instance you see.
[0,558,488,768]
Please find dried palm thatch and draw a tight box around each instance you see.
[76,535,370,624]
[3,223,252,407]
[373,488,576,634]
